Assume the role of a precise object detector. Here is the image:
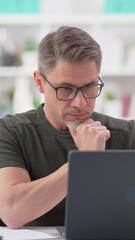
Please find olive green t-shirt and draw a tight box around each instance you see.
[0,104,135,226]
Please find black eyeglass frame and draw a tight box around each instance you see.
[40,72,104,101]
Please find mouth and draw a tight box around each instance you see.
[69,112,88,119]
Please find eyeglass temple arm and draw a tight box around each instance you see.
[99,76,104,86]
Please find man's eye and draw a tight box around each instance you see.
[62,87,74,93]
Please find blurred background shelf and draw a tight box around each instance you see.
[1,0,135,119]
[0,66,34,77]
[2,66,135,78]
[1,14,135,25]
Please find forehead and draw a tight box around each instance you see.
[47,60,99,84]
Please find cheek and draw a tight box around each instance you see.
[56,102,73,123]
[45,88,56,103]
[46,92,68,114]
[57,101,70,114]
[87,98,96,109]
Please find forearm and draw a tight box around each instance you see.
[0,163,68,229]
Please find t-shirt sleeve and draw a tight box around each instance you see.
[128,119,135,148]
[0,118,26,169]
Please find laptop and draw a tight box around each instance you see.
[63,150,135,240]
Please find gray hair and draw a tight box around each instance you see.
[37,26,102,75]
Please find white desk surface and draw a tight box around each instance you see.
[0,226,63,239]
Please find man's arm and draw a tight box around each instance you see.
[0,119,110,229]
[0,163,68,229]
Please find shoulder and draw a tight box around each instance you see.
[92,112,135,149]
[0,105,44,130]
[92,112,135,133]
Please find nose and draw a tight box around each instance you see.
[70,90,87,109]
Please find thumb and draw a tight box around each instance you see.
[69,127,76,139]
[67,123,77,138]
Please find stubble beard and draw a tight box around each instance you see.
[66,119,82,131]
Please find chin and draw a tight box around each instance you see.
[66,119,82,131]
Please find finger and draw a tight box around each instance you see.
[80,118,94,125]
[67,123,77,139]
[103,129,111,141]
[67,118,93,132]
[97,126,107,131]
[80,120,102,129]
[89,121,102,127]
[106,130,111,140]
[69,129,76,140]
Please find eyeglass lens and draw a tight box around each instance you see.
[56,84,102,100]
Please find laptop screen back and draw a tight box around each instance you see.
[65,150,135,240]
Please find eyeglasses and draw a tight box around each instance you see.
[40,73,104,101]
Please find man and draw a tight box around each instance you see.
[0,26,135,229]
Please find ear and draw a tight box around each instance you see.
[33,71,44,93]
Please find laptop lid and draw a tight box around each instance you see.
[65,150,135,240]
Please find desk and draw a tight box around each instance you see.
[0,226,63,239]
[29,226,63,238]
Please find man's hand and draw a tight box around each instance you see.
[68,119,110,151]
